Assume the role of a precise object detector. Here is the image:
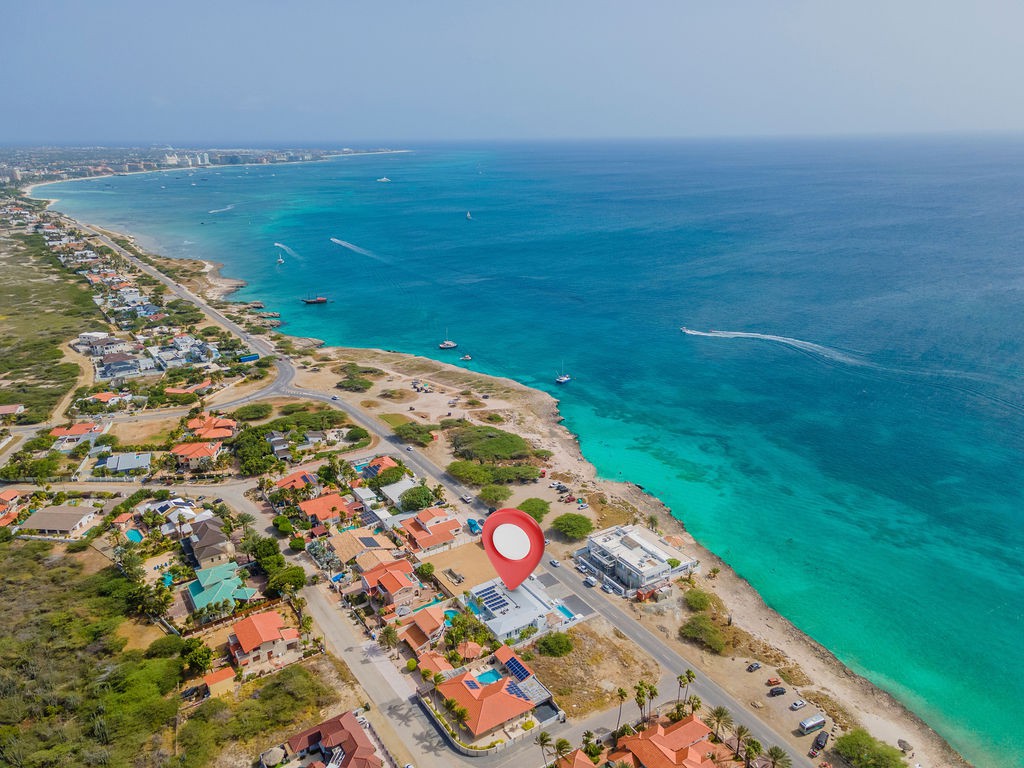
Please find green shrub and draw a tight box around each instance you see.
[551,513,593,540]
[518,498,550,523]
[478,485,512,506]
[145,634,185,658]
[289,536,307,551]
[537,631,573,657]
[834,729,907,768]
[684,588,712,612]
[233,403,273,421]
[394,422,438,446]
[679,614,725,654]
[345,426,369,442]
[450,425,530,461]
[400,485,435,511]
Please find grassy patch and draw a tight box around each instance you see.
[0,233,107,422]
[379,412,413,427]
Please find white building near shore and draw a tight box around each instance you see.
[577,524,698,593]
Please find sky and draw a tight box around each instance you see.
[5,0,1024,144]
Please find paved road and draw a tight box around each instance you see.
[20,220,813,766]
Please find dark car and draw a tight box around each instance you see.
[746,662,761,672]
[768,686,786,697]
[813,732,829,750]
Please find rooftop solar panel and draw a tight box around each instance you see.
[465,680,479,690]
[358,536,378,546]
[506,658,531,681]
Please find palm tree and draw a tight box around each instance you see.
[646,513,658,531]
[454,706,469,732]
[743,739,762,768]
[237,512,256,532]
[732,725,750,760]
[582,730,594,748]
[615,687,628,730]
[554,738,572,763]
[633,682,648,722]
[432,672,445,709]
[646,684,658,722]
[765,745,792,768]
[291,594,308,621]
[687,694,702,717]
[378,624,399,656]
[535,731,553,767]
[680,669,696,703]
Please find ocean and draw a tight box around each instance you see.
[36,138,1024,766]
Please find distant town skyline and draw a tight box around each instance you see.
[6,0,1024,144]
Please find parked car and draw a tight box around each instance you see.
[460,494,474,503]
[331,395,339,400]
[766,677,782,686]
[790,699,807,711]
[549,559,560,567]
[576,563,589,573]
[583,576,598,587]
[768,687,786,697]
[809,732,829,757]
[746,662,761,672]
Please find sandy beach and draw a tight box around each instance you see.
[27,191,970,768]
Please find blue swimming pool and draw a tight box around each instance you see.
[163,572,173,587]
[466,601,481,616]
[475,669,503,685]
[557,605,574,621]
[125,529,144,543]
[444,609,460,626]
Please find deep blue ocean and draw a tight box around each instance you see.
[37,139,1024,766]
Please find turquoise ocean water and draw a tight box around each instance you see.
[36,140,1024,766]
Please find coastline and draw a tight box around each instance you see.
[28,192,971,768]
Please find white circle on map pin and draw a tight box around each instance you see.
[492,523,531,560]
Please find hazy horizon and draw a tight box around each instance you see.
[6,0,1024,144]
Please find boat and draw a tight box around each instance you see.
[301,296,328,305]
[276,255,284,265]
[555,360,571,384]
[460,354,472,361]
[439,328,457,349]
[377,177,391,183]
[466,211,473,220]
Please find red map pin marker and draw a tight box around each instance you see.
[482,508,545,590]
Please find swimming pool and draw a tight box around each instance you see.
[444,609,461,626]
[466,601,481,616]
[475,669,503,685]
[125,529,144,544]
[557,605,574,621]
[162,572,173,587]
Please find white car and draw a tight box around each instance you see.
[790,699,807,711]
[549,559,560,568]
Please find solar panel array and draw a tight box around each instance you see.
[504,657,532,682]
[476,585,509,612]
[464,680,480,690]
[507,682,531,701]
[358,536,378,547]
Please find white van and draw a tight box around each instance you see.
[799,714,826,734]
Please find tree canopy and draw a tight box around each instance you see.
[551,513,593,540]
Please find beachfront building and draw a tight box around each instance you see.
[462,576,569,643]
[576,524,698,595]
[227,611,301,673]
[20,505,98,537]
[607,714,717,768]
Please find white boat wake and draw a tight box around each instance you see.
[329,237,391,263]
[681,327,871,368]
[273,242,302,260]
[681,326,1024,414]
[207,204,235,214]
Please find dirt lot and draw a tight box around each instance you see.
[109,414,182,445]
[115,619,166,651]
[423,541,498,594]
[525,619,660,718]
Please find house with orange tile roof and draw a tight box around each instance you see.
[396,603,447,653]
[285,711,384,768]
[0,403,26,418]
[203,666,236,698]
[606,715,716,768]
[354,549,396,573]
[362,455,398,479]
[400,507,461,552]
[556,749,599,768]
[0,488,26,527]
[228,611,302,672]
[170,441,223,470]
[163,378,213,395]
[360,559,419,609]
[416,649,455,676]
[86,391,131,405]
[49,422,103,451]
[111,511,135,530]
[186,412,237,439]
[435,671,536,738]
[274,469,321,494]
[298,492,359,527]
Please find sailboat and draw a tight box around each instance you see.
[276,253,285,265]
[439,328,458,349]
[555,361,571,384]
[466,211,473,221]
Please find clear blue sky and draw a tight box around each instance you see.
[5,0,1024,144]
